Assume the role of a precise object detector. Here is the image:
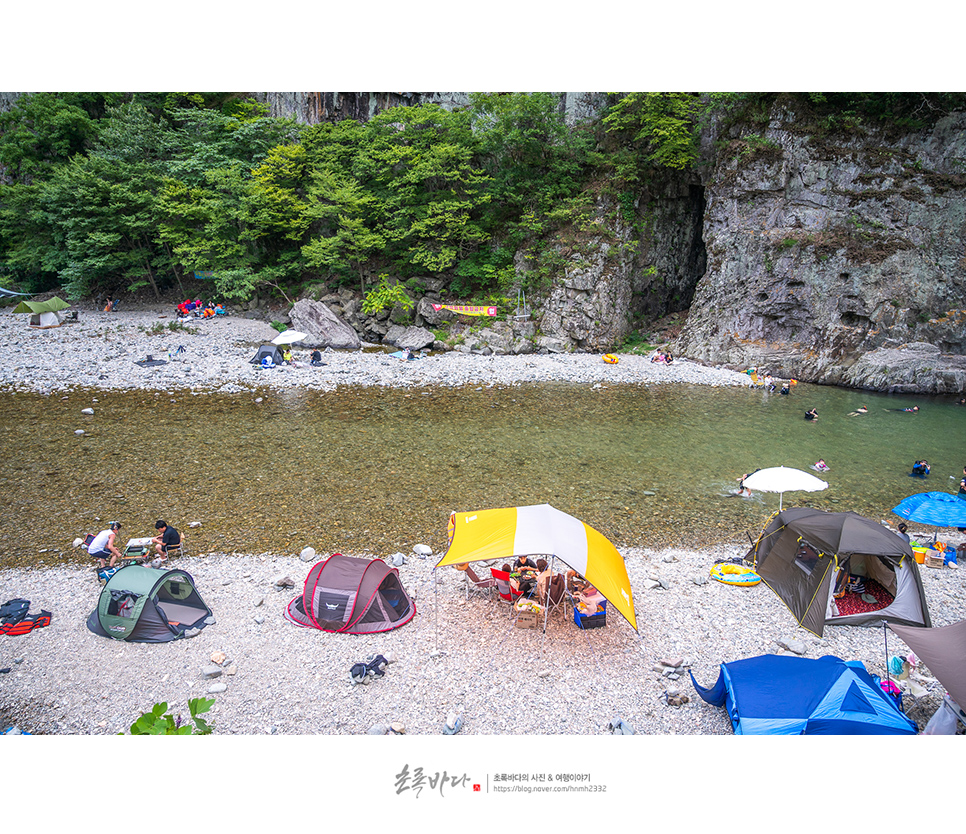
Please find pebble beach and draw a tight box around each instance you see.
[0,303,752,395]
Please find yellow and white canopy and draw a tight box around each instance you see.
[436,503,637,631]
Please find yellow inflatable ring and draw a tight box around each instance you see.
[710,563,761,586]
[603,354,619,364]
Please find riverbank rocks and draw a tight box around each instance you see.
[288,299,360,350]
[413,544,432,558]
[776,637,807,656]
[665,689,690,707]
[384,324,435,351]
[674,110,966,394]
[81,408,94,415]
[300,546,316,562]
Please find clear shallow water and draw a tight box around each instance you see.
[1,381,964,567]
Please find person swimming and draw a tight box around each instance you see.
[910,460,930,478]
[813,459,830,472]
[805,408,818,421]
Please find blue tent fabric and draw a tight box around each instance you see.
[690,654,918,735]
[892,491,966,528]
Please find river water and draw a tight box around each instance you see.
[2,381,963,568]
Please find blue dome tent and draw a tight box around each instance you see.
[691,654,918,735]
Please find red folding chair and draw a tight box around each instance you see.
[490,568,522,614]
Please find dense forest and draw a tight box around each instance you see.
[1,91,962,313]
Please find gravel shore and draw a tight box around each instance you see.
[2,538,962,739]
[0,304,752,395]
[1,304,962,743]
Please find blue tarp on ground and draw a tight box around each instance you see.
[690,654,918,735]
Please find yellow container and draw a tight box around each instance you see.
[912,545,928,564]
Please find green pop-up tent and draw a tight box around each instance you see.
[13,296,71,328]
[87,564,212,642]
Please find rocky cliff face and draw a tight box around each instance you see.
[674,109,966,393]
[260,94,966,392]
[255,92,607,125]
[527,173,706,352]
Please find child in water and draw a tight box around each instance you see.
[813,459,830,472]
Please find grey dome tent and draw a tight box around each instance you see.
[284,554,415,634]
[249,344,284,365]
[87,564,212,642]
[746,507,931,637]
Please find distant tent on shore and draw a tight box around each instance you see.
[13,296,71,328]
[249,344,285,366]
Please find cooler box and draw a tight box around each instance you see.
[574,600,607,629]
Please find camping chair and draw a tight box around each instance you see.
[161,533,186,561]
[541,573,569,618]
[458,564,496,600]
[490,568,522,614]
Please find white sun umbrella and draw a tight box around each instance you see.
[271,330,308,345]
[741,466,828,510]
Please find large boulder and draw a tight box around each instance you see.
[289,299,360,349]
[384,324,436,351]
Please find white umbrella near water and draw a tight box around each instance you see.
[741,466,828,510]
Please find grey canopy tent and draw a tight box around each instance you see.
[87,564,212,642]
[746,507,931,636]
[889,620,966,710]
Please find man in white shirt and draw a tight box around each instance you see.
[88,522,123,568]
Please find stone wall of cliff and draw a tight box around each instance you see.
[527,171,706,352]
[673,108,966,393]
[254,92,607,125]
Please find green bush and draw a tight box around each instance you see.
[362,274,413,316]
[124,697,214,735]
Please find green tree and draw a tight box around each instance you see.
[602,92,702,171]
[155,107,305,300]
[0,92,100,183]
[470,92,592,225]
[302,104,491,285]
[302,168,385,294]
